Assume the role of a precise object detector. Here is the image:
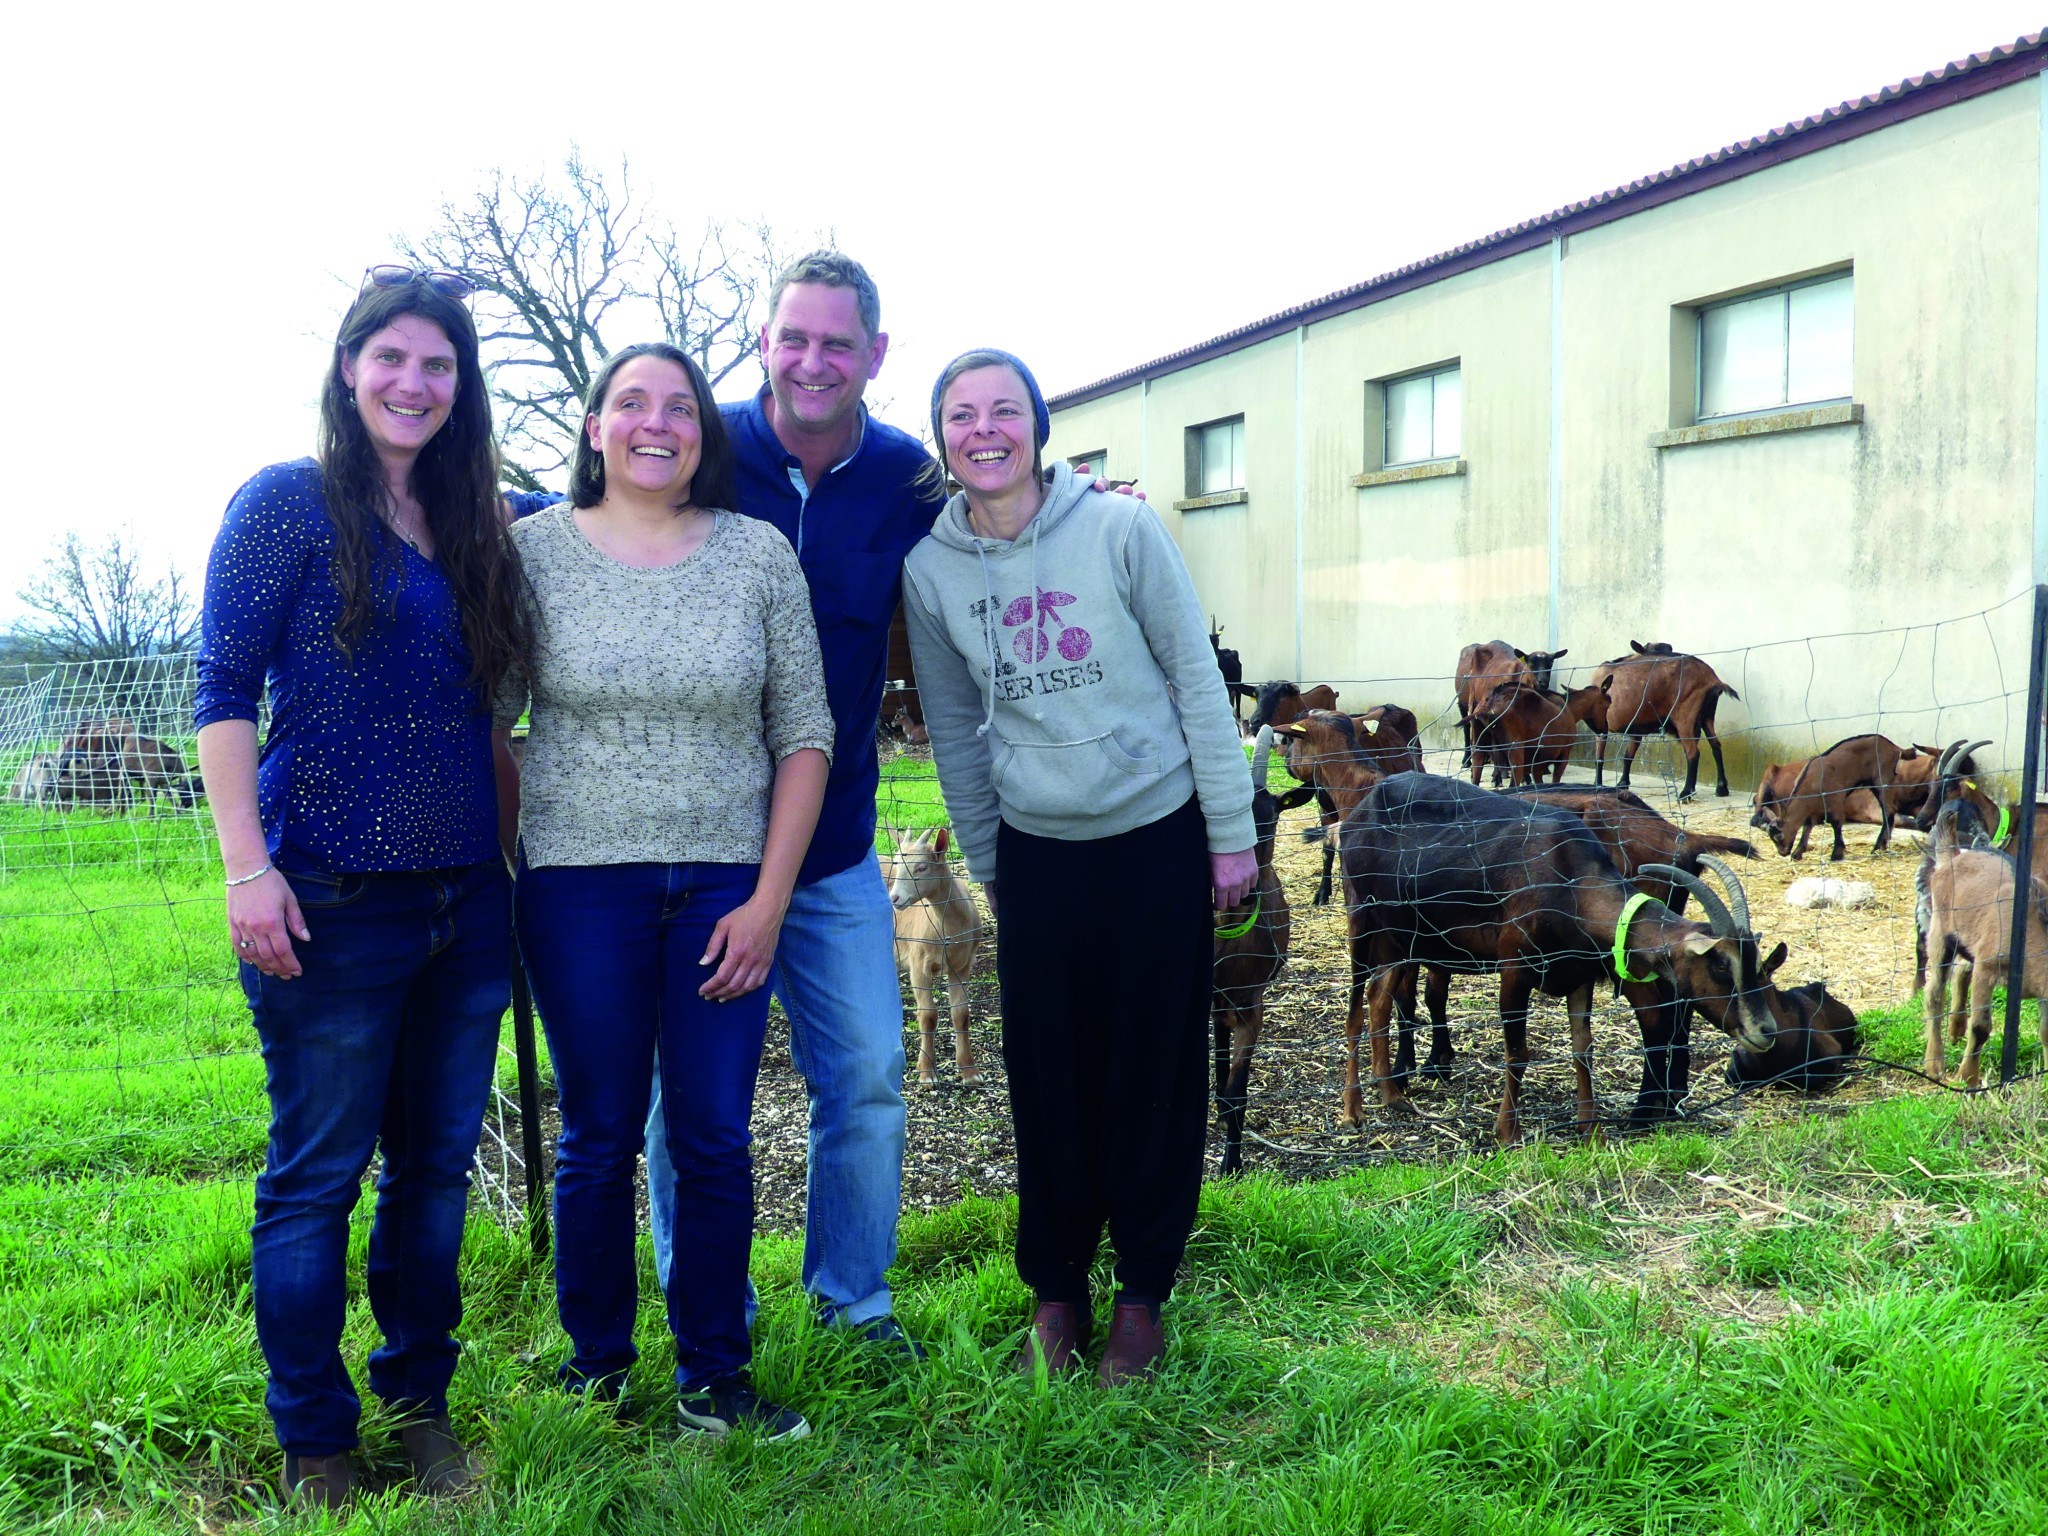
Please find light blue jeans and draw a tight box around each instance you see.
[648,850,907,1326]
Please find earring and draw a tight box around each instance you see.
[348,390,357,406]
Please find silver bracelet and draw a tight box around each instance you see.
[225,863,275,889]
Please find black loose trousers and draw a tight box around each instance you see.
[995,796,1212,1306]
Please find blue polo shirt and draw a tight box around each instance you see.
[513,386,943,885]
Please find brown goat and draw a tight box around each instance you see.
[1213,727,1295,1175]
[1339,773,1781,1144]
[54,718,138,811]
[1590,641,1739,801]
[1750,733,1905,861]
[1354,704,1426,775]
[887,827,983,1086]
[1468,682,1608,787]
[1455,641,1567,785]
[1727,980,1860,1095]
[1275,710,1455,1083]
[879,602,926,746]
[1244,680,1341,737]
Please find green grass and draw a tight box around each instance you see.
[17,803,2048,1531]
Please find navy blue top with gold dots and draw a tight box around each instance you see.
[194,459,499,874]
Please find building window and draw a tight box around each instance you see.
[1384,365,1461,466]
[1067,449,1109,483]
[1192,417,1245,496]
[1698,273,1852,420]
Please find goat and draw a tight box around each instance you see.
[879,602,927,747]
[1243,680,1340,737]
[1213,727,1294,1175]
[12,753,60,807]
[1749,733,1905,861]
[1454,642,1567,785]
[1334,774,1780,1143]
[1274,710,1455,1082]
[886,827,983,1086]
[1507,783,1759,914]
[54,718,138,811]
[1353,704,1426,775]
[1920,799,2048,1089]
[1590,641,1739,801]
[1727,980,1860,1094]
[124,733,201,810]
[1210,619,1254,723]
[1467,681,1608,787]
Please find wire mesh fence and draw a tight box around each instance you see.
[4,588,2047,1299]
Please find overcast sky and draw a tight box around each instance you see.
[2,1,2042,622]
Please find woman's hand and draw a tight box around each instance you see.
[229,868,311,979]
[699,894,786,1001]
[1211,848,1258,911]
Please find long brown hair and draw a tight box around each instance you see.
[315,280,527,690]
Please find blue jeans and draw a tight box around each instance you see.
[648,850,906,1326]
[244,862,510,1458]
[517,860,769,1392]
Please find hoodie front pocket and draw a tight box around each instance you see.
[991,733,1161,821]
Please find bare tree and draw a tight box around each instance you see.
[12,531,198,662]
[397,152,816,491]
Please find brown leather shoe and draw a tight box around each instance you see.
[281,1451,354,1511]
[1016,1300,1090,1376]
[1096,1302,1166,1385]
[399,1414,480,1495]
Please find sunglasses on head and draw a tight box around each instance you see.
[361,264,478,300]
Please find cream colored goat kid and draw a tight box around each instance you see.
[887,827,983,1086]
[1922,844,2048,1088]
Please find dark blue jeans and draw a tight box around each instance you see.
[515,860,768,1393]
[243,861,510,1457]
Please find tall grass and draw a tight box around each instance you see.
[11,806,2048,1532]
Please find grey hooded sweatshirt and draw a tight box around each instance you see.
[901,462,1254,882]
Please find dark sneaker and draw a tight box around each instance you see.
[678,1376,810,1441]
[853,1316,928,1361]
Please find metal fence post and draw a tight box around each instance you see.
[510,933,551,1257]
[2001,583,2048,1085]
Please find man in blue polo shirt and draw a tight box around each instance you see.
[641,251,941,1350]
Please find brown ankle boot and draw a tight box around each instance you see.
[399,1414,480,1495]
[1016,1299,1090,1376]
[1096,1302,1165,1385]
[281,1450,355,1511]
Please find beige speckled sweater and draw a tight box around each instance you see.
[494,505,834,868]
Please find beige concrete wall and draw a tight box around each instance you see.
[1047,76,2041,783]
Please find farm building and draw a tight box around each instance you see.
[1045,32,2048,781]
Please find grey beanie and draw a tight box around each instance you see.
[930,348,1051,454]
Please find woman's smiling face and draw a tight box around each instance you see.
[586,354,704,504]
[940,365,1037,501]
[339,313,459,467]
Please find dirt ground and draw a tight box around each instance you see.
[729,751,1938,1235]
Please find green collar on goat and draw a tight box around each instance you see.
[1214,893,1261,941]
[1612,892,1656,983]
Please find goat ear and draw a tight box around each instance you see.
[1514,650,1529,663]
[1273,722,1306,739]
[933,827,951,853]
[1762,942,1788,978]
[1274,784,1319,811]
[1552,649,1568,660]
[1631,640,1646,654]
[1683,934,1718,957]
[1360,718,1379,735]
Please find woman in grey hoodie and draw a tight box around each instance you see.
[902,348,1257,1384]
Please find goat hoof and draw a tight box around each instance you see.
[959,1069,983,1085]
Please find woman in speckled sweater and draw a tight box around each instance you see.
[492,343,832,1441]
[195,269,529,1511]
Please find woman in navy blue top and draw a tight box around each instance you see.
[195,270,527,1512]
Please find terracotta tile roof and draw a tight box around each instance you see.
[1049,29,2048,410]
